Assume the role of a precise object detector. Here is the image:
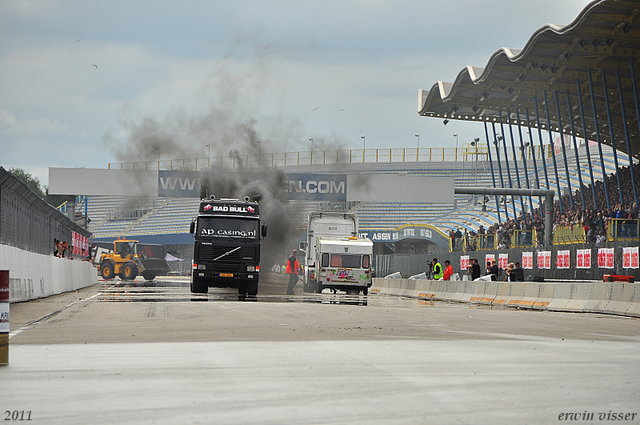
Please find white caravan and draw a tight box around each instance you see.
[299,212,373,295]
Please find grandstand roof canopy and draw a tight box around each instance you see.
[418,0,640,157]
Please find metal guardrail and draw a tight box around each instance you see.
[511,229,537,248]
[607,218,640,242]
[451,233,499,252]
[108,143,554,171]
[450,230,538,252]
[554,224,586,245]
[446,220,640,252]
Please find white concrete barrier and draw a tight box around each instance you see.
[533,283,555,310]
[504,282,526,308]
[370,277,640,318]
[582,283,612,314]
[492,281,512,307]
[547,283,573,311]
[603,283,639,317]
[625,285,640,317]
[0,245,98,303]
[564,283,592,313]
[510,282,542,309]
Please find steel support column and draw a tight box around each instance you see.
[631,58,640,168]
[516,108,535,214]
[576,80,598,209]
[543,89,563,213]
[484,122,501,223]
[601,69,624,205]
[498,112,517,218]
[507,108,525,212]
[526,108,544,209]
[588,68,610,209]
[565,91,586,210]
[554,90,574,208]
[533,97,551,192]
[616,69,638,207]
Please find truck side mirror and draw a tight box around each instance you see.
[261,224,268,238]
[189,221,195,234]
[298,241,307,252]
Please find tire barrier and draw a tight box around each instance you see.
[371,277,640,318]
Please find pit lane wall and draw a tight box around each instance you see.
[0,244,98,303]
[370,278,640,317]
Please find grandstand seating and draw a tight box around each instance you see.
[85,144,629,242]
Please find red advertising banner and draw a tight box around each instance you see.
[485,254,495,267]
[622,247,639,269]
[537,251,551,269]
[522,252,533,269]
[72,232,89,256]
[597,248,614,269]
[460,255,470,271]
[556,250,570,269]
[576,249,591,269]
[498,253,509,269]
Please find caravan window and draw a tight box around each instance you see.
[330,254,362,268]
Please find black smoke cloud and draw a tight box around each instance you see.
[198,169,300,266]
[103,34,346,264]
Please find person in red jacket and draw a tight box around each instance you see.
[443,260,454,281]
[286,249,300,295]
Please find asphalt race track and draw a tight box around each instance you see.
[3,275,640,425]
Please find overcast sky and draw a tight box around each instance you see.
[1,0,593,186]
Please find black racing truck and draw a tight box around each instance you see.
[189,196,267,295]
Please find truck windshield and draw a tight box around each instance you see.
[197,217,259,239]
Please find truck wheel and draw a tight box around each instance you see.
[142,272,156,281]
[362,287,368,296]
[122,261,138,280]
[100,260,115,280]
[238,281,248,296]
[315,283,323,294]
[190,278,208,294]
[346,288,359,295]
[247,280,258,296]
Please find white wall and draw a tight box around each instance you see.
[347,175,455,203]
[0,245,98,303]
[48,168,159,196]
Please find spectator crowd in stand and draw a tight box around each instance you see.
[464,161,640,249]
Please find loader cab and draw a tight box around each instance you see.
[115,240,137,258]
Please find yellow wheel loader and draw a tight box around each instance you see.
[97,238,171,281]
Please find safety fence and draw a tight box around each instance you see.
[607,218,640,242]
[107,143,555,171]
[450,222,638,253]
[553,219,639,245]
[374,241,639,282]
[554,224,586,245]
[452,230,537,252]
[0,167,91,256]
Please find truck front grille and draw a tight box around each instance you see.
[198,245,257,263]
